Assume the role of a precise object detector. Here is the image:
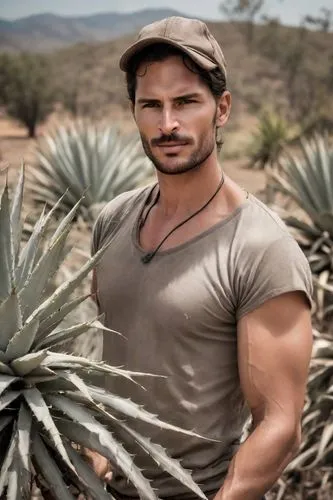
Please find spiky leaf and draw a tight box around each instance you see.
[0,292,22,352]
[0,183,14,301]
[47,394,157,500]
[23,388,74,471]
[32,432,75,500]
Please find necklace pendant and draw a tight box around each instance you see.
[141,252,154,264]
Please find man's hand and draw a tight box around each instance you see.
[77,449,113,499]
[83,448,113,481]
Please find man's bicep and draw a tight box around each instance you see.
[237,291,313,425]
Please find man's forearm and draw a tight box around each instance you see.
[214,418,300,500]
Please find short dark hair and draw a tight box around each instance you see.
[125,43,227,150]
[125,43,227,104]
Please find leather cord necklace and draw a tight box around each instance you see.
[140,172,225,264]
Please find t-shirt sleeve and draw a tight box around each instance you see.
[235,236,313,320]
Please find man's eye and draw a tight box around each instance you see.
[178,99,196,105]
[142,102,158,108]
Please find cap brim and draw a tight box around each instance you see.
[119,37,217,72]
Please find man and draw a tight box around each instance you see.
[90,16,313,500]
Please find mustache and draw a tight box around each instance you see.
[151,133,193,146]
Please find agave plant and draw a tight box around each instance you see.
[268,133,333,323]
[273,325,333,499]
[0,168,206,500]
[247,110,298,170]
[28,121,153,223]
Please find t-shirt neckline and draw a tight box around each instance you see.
[131,183,252,260]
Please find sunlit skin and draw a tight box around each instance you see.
[133,55,231,178]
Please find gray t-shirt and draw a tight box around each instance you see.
[92,184,313,499]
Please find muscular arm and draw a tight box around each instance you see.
[214,291,313,500]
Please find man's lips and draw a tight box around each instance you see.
[156,142,188,147]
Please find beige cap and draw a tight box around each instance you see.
[119,16,227,77]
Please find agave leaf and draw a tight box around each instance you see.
[63,441,114,500]
[24,242,107,327]
[23,387,74,472]
[28,366,56,377]
[0,375,18,397]
[35,316,123,351]
[89,386,212,441]
[0,361,14,376]
[16,191,68,289]
[316,270,330,322]
[0,415,13,433]
[35,319,97,351]
[316,421,333,461]
[58,371,93,402]
[6,318,39,361]
[0,390,21,411]
[42,353,163,386]
[0,292,22,352]
[47,394,157,500]
[36,377,80,393]
[25,375,60,385]
[18,213,74,321]
[31,123,151,223]
[10,165,25,264]
[7,430,31,500]
[0,183,14,302]
[312,276,333,294]
[49,198,82,247]
[6,457,20,500]
[91,319,124,338]
[302,409,321,428]
[32,432,75,500]
[118,421,207,500]
[35,293,90,341]
[17,403,32,471]
[286,444,318,471]
[10,350,47,377]
[0,425,16,496]
[15,206,47,289]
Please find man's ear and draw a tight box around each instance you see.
[216,91,231,128]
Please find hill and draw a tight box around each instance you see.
[47,20,333,130]
[0,8,185,52]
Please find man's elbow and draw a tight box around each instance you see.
[276,420,302,465]
[289,422,302,459]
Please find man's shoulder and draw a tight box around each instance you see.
[91,184,153,253]
[236,194,293,249]
[97,185,150,222]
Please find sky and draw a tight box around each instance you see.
[0,0,332,26]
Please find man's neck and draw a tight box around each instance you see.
[155,160,223,218]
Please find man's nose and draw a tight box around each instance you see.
[159,108,179,135]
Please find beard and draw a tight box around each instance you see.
[140,124,217,176]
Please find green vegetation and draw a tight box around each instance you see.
[269,134,333,324]
[0,169,205,500]
[247,110,296,170]
[29,122,153,223]
[276,326,333,498]
[0,53,56,138]
[268,134,333,498]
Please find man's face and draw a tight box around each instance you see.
[133,55,227,175]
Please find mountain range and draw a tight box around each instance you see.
[0,9,185,52]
